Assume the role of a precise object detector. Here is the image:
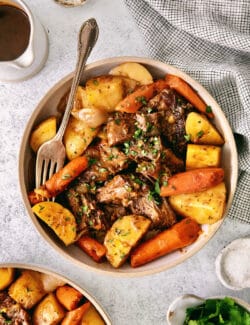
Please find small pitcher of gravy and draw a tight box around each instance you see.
[0,0,48,82]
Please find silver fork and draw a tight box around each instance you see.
[35,18,99,189]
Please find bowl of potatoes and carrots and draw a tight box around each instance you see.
[19,57,238,276]
[0,264,111,324]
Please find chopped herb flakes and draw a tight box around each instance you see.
[184,134,191,142]
[197,130,204,138]
[206,105,213,113]
[61,173,71,180]
[136,96,148,105]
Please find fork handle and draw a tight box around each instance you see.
[55,18,99,140]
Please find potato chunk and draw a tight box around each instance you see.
[32,202,77,245]
[169,182,226,224]
[0,268,14,290]
[185,112,224,145]
[109,62,153,85]
[186,144,221,169]
[30,116,57,152]
[104,215,151,268]
[63,116,99,160]
[81,304,105,325]
[9,270,45,309]
[33,293,65,325]
[85,75,137,112]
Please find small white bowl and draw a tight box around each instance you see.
[0,263,112,324]
[215,237,250,290]
[166,294,250,325]
[19,56,238,277]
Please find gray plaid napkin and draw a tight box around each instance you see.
[125,0,250,223]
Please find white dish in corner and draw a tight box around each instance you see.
[215,237,250,290]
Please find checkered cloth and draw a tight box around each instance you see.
[125,0,250,223]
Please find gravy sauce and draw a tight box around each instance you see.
[0,4,30,61]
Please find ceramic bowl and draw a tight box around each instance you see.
[166,294,250,324]
[215,237,250,290]
[0,263,111,324]
[19,56,238,277]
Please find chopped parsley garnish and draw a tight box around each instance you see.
[154,179,161,195]
[136,96,148,105]
[61,173,71,180]
[134,128,143,139]
[197,130,204,138]
[184,297,250,324]
[88,157,97,166]
[184,134,191,142]
[115,118,121,125]
[123,141,130,155]
[206,105,213,113]
[93,79,99,85]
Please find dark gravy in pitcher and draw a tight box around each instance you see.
[0,4,30,61]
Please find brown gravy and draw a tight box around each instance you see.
[0,4,30,61]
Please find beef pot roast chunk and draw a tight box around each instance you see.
[99,140,128,174]
[97,174,142,206]
[67,189,108,233]
[107,112,136,146]
[81,141,128,183]
[135,112,162,137]
[130,195,176,229]
[102,204,128,224]
[0,292,31,325]
[125,136,162,162]
[161,147,184,174]
[148,88,193,157]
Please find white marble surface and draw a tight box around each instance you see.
[0,0,249,324]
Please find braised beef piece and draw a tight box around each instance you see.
[136,160,161,180]
[0,292,31,325]
[66,189,108,233]
[81,141,128,183]
[102,204,128,223]
[148,88,193,157]
[82,146,109,183]
[106,112,136,146]
[129,195,176,229]
[125,136,162,162]
[99,141,128,173]
[135,112,162,137]
[97,174,142,206]
[161,148,184,174]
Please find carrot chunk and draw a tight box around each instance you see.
[160,167,224,197]
[130,218,201,267]
[77,235,106,263]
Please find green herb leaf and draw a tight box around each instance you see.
[206,105,212,113]
[184,134,191,142]
[197,130,204,138]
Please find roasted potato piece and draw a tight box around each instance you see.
[33,293,65,325]
[104,215,151,268]
[62,302,90,325]
[32,202,77,245]
[9,270,45,309]
[85,75,137,112]
[72,86,91,113]
[56,285,83,311]
[186,144,222,169]
[63,116,99,160]
[185,112,224,145]
[81,304,105,325]
[169,182,226,224]
[109,62,153,85]
[0,268,14,290]
[30,116,57,152]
